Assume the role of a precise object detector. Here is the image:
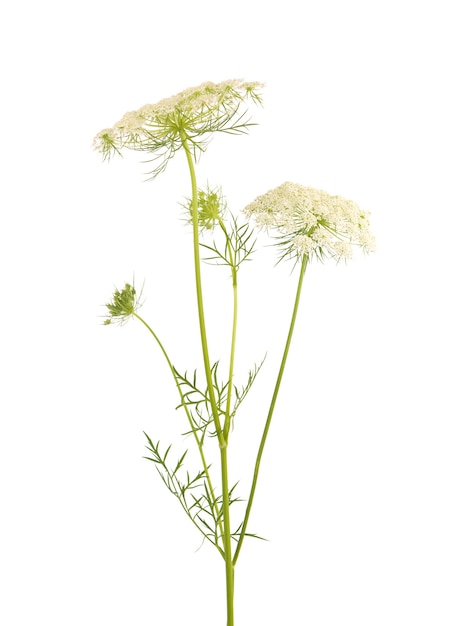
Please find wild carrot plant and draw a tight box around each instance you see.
[94,79,375,626]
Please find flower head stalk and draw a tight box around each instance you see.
[243,182,376,263]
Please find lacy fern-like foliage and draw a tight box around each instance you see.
[143,354,267,549]
[143,434,264,555]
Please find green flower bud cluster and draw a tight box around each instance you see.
[104,283,140,326]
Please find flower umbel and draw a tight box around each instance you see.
[243,182,376,262]
[93,79,264,178]
[104,283,142,326]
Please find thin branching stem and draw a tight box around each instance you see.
[225,271,238,441]
[217,218,238,441]
[233,254,309,565]
[132,311,224,546]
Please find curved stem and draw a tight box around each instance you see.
[132,311,224,553]
[233,254,309,565]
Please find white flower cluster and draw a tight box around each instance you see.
[243,182,375,261]
[93,80,264,174]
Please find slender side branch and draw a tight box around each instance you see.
[233,254,309,564]
[217,218,238,441]
[224,267,237,441]
[132,311,224,545]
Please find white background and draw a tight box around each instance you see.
[1,1,456,625]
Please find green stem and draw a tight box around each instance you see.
[180,132,225,447]
[224,269,237,441]
[132,311,224,555]
[217,224,237,625]
[233,254,309,565]
[218,219,238,441]
[221,445,235,626]
[180,135,235,625]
